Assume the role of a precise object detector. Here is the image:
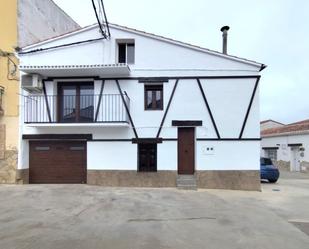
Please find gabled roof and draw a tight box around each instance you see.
[261,119,309,137]
[260,119,284,125]
[20,23,265,70]
[288,119,309,126]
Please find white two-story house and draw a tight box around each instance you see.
[17,23,265,190]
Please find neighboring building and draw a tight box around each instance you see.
[0,0,80,183]
[261,119,309,172]
[17,23,265,190]
[260,119,284,131]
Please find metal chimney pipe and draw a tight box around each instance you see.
[220,26,230,54]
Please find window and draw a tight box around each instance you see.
[144,85,163,110]
[118,43,135,64]
[70,146,85,151]
[58,82,94,123]
[266,149,277,161]
[138,143,157,172]
[260,157,273,165]
[35,146,50,151]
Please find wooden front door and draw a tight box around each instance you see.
[178,128,195,174]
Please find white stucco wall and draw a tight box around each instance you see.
[87,142,137,170]
[87,140,260,171]
[261,133,309,163]
[20,24,260,74]
[18,24,262,172]
[197,141,260,170]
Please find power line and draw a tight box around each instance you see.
[18,1,111,55]
[91,0,110,38]
[18,37,104,55]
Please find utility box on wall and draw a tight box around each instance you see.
[202,146,215,155]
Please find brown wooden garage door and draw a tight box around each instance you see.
[29,141,87,184]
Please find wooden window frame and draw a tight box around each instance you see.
[138,143,157,172]
[144,84,163,111]
[117,42,135,64]
[265,149,277,161]
[57,82,94,123]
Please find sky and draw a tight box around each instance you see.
[53,0,309,124]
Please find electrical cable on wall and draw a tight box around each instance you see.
[0,49,19,81]
[18,37,105,55]
[19,1,111,55]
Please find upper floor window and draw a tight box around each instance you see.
[144,85,163,110]
[118,42,135,64]
[58,82,94,123]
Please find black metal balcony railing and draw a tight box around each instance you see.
[23,94,130,123]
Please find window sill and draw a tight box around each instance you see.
[144,109,164,111]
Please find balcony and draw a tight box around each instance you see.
[23,94,130,126]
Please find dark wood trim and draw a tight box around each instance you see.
[101,75,260,80]
[24,121,128,124]
[288,143,303,147]
[197,138,261,141]
[239,76,260,138]
[23,134,92,140]
[23,136,262,142]
[156,79,179,138]
[259,64,267,72]
[45,75,260,82]
[132,138,162,144]
[262,147,279,150]
[94,80,105,122]
[162,138,178,141]
[90,139,133,142]
[138,77,169,83]
[46,76,100,81]
[196,78,221,139]
[172,120,202,127]
[115,79,138,139]
[42,80,52,122]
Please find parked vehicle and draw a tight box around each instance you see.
[260,157,280,183]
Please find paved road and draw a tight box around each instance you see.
[0,173,308,249]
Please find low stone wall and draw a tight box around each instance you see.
[197,170,261,191]
[274,160,290,171]
[88,170,261,191]
[300,161,309,173]
[273,160,309,173]
[87,170,177,187]
[16,169,29,184]
[0,149,18,184]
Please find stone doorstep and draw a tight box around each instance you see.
[177,174,197,190]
